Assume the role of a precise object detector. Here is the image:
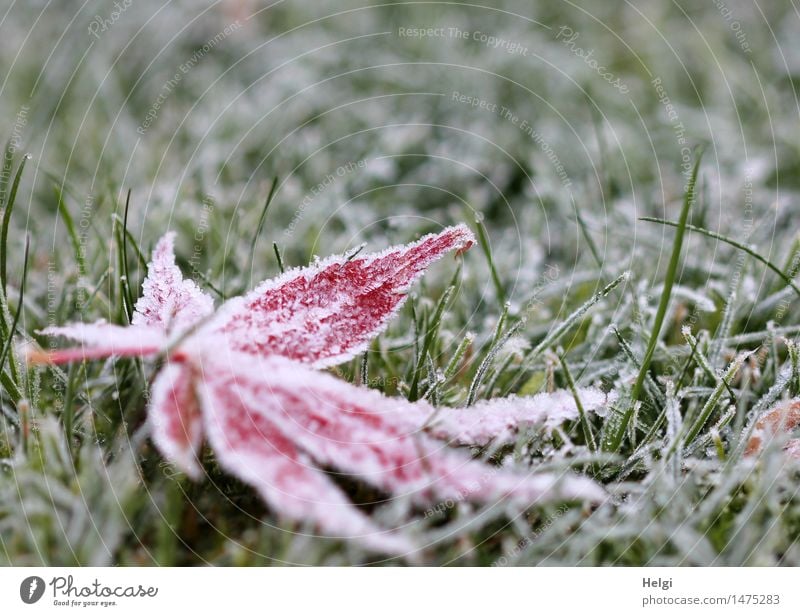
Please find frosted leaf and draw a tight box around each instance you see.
[32,322,165,363]
[198,359,414,555]
[34,225,611,554]
[195,349,605,513]
[207,224,475,368]
[148,361,204,479]
[745,398,800,458]
[132,232,214,333]
[432,388,615,447]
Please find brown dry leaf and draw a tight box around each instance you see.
[745,398,800,458]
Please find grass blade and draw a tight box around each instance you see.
[574,199,603,271]
[474,214,506,305]
[444,332,473,380]
[112,192,135,323]
[0,154,29,293]
[679,353,747,452]
[0,235,29,387]
[54,186,86,276]
[638,219,800,300]
[409,284,454,401]
[272,242,285,273]
[466,319,524,405]
[249,176,279,257]
[0,140,14,208]
[606,149,703,452]
[558,347,596,453]
[527,271,629,365]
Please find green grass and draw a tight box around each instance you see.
[2,0,800,566]
[607,150,703,453]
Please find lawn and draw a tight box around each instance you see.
[1,0,799,565]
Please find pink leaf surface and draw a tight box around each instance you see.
[195,349,605,511]
[31,322,165,364]
[208,224,475,367]
[132,232,214,333]
[148,361,204,479]
[199,362,414,554]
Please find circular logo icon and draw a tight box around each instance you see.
[20,576,45,604]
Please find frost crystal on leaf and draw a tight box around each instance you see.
[431,389,615,447]
[149,361,204,479]
[132,231,215,333]
[33,322,165,364]
[33,225,611,554]
[207,224,475,367]
[196,350,604,510]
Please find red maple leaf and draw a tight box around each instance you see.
[31,225,610,554]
